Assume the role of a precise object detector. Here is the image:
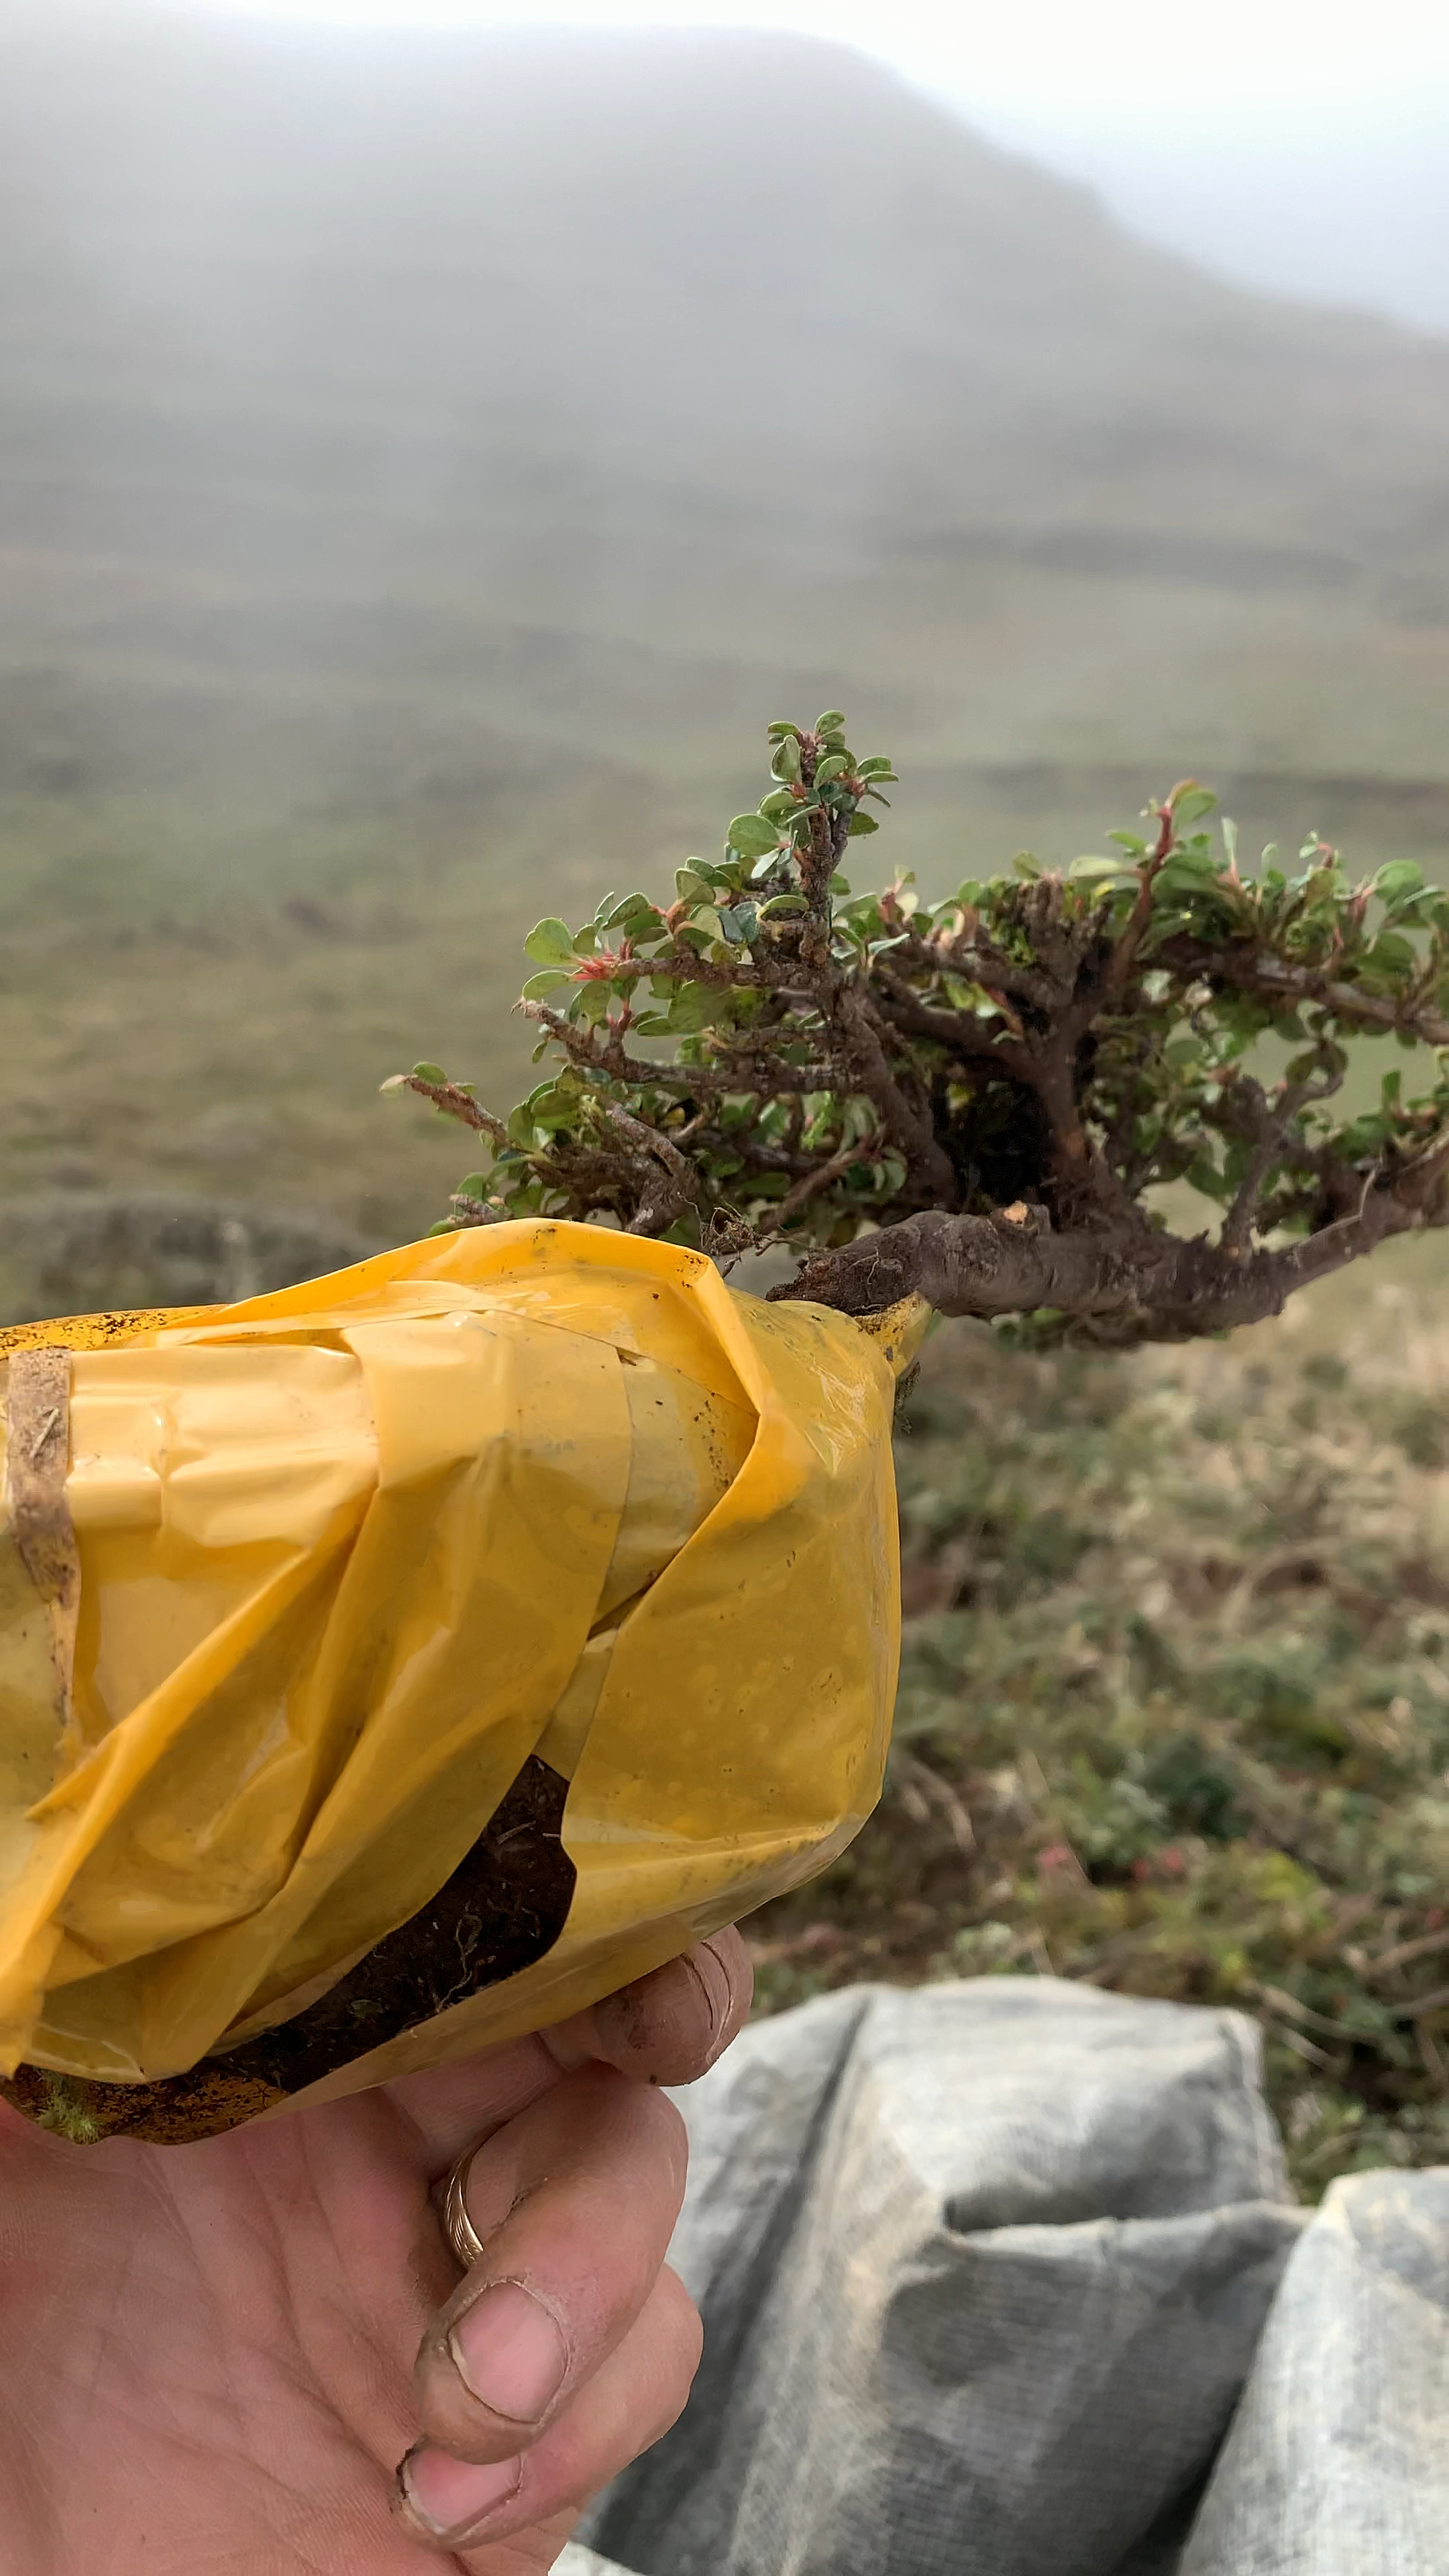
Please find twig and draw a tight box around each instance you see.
[873,965,1034,1081]
[1418,2024,1448,2086]
[1254,1983,1356,2043]
[834,988,955,1198]
[1364,1925,1449,1981]
[1163,941,1449,1049]
[599,1102,700,1237]
[772,1136,882,1228]
[1099,806,1174,1006]
[1220,1052,1346,1258]
[1399,1983,1449,2023]
[385,1073,508,1144]
[895,1752,976,1856]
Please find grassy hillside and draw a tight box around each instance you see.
[751,1238,1449,2198]
[1,1,1448,1237]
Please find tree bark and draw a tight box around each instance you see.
[769,1189,1424,1342]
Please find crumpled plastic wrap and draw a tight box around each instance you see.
[0,1220,923,2140]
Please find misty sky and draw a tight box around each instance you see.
[173,0,1449,332]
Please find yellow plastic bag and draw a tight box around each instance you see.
[0,1221,924,2141]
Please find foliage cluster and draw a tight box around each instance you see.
[390,714,1449,1339]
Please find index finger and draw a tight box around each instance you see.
[384,1928,751,2173]
[545,1927,752,2086]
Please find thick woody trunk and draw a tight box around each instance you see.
[770,1191,1419,1342]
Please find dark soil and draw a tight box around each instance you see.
[3,1755,574,2145]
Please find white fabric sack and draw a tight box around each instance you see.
[566,1979,1387,2576]
[1183,2163,1449,2573]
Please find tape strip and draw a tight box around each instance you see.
[5,1349,79,1760]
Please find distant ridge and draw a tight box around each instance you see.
[3,0,1448,810]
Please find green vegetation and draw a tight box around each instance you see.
[750,1269,1449,2198]
[400,714,1449,1346]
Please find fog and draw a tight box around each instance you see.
[172,0,1449,331]
[964,104,1449,337]
[1,0,1447,1251]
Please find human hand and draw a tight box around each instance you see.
[0,1932,750,2575]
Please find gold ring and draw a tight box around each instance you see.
[441,2143,487,2271]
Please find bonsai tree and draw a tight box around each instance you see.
[387,715,1449,1342]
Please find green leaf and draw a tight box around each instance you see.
[770,735,803,785]
[847,811,879,837]
[523,918,577,969]
[411,1061,447,1084]
[855,757,896,780]
[1157,847,1223,886]
[1374,861,1426,912]
[667,981,727,1033]
[1068,855,1138,883]
[1108,830,1148,855]
[766,720,802,741]
[456,1171,490,1199]
[727,813,782,860]
[758,892,808,919]
[1171,786,1218,827]
[521,969,570,1001]
[604,893,662,932]
[758,787,798,822]
[716,903,758,943]
[813,753,849,784]
[675,867,713,906]
[815,710,846,735]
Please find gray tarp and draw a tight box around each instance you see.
[558,1980,1448,2576]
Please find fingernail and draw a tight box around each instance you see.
[683,1941,734,2062]
[449,2280,568,2424]
[592,1939,735,2080]
[398,2445,523,2540]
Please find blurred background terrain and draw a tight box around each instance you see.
[3,0,1448,2184]
[4,1,1449,1253]
[754,1256,1449,2197]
